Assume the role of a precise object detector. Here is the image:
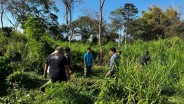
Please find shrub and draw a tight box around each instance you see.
[0,57,12,82]
[35,82,93,104]
[0,57,12,96]
[6,71,41,89]
[0,27,13,37]
[96,79,129,104]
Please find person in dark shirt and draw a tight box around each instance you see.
[40,45,69,92]
[64,47,72,80]
[141,51,151,66]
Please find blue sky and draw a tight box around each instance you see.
[56,0,184,24]
[1,0,184,28]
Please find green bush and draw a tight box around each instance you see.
[0,33,8,56]
[0,88,40,104]
[6,71,41,89]
[0,57,13,96]
[0,57,12,82]
[0,27,13,37]
[96,79,129,104]
[1,31,184,104]
[23,16,47,41]
[35,82,93,104]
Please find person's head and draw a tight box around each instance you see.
[65,47,70,53]
[110,47,116,56]
[146,51,149,55]
[87,48,91,53]
[55,45,64,54]
[119,51,122,55]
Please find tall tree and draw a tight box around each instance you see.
[61,0,82,46]
[5,0,58,30]
[60,24,69,40]
[130,5,166,40]
[110,7,124,32]
[130,5,184,40]
[24,16,47,41]
[0,0,5,28]
[73,16,98,42]
[102,23,120,43]
[99,0,105,63]
[164,7,182,37]
[122,3,138,45]
[109,7,124,46]
[61,0,73,46]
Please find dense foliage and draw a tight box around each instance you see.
[0,1,184,104]
[0,26,184,103]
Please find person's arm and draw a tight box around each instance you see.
[65,65,70,71]
[84,58,86,64]
[63,56,70,81]
[65,65,70,79]
[84,54,86,67]
[106,56,114,77]
[44,64,48,79]
[149,56,151,61]
[91,54,93,66]
[109,56,115,72]
[44,56,50,79]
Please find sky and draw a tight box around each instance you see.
[1,0,184,29]
[56,0,184,24]
[55,0,184,40]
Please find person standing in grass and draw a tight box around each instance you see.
[64,47,72,80]
[84,48,93,77]
[40,45,69,92]
[106,47,120,77]
[140,51,151,66]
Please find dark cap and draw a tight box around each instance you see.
[65,47,70,52]
[146,51,149,54]
[87,48,91,50]
[110,47,116,52]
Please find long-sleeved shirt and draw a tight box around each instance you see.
[109,53,120,71]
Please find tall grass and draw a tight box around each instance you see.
[34,37,184,103]
[1,37,184,104]
[96,37,184,103]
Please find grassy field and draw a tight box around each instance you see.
[1,37,184,104]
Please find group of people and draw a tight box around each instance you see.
[84,47,121,78]
[40,45,151,92]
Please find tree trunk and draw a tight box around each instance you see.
[65,7,70,45]
[0,3,4,28]
[69,26,74,47]
[118,28,121,47]
[68,7,73,47]
[124,26,127,45]
[98,0,105,65]
[65,7,69,25]
[69,35,72,47]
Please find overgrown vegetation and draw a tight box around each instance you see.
[0,26,184,103]
[0,1,184,104]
